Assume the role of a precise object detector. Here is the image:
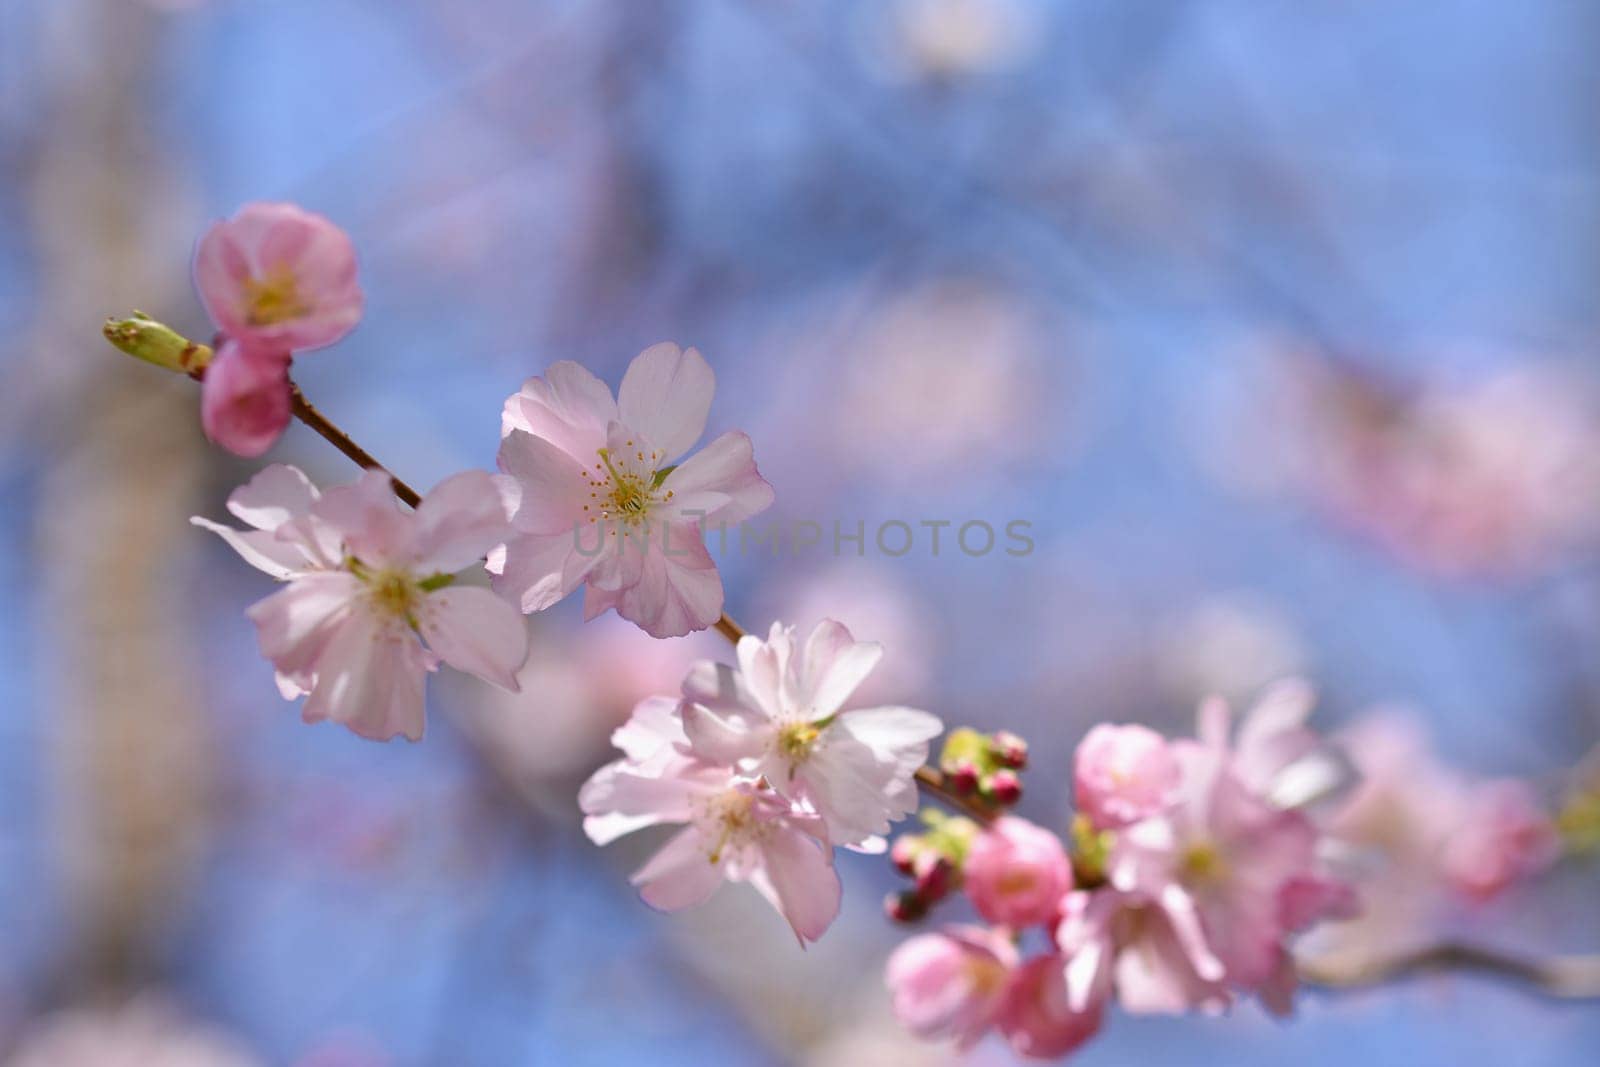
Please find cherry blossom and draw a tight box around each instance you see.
[578,697,841,944]
[194,201,363,353]
[885,926,1018,1049]
[995,953,1104,1059]
[1074,723,1180,830]
[492,343,774,637]
[961,816,1073,928]
[677,619,943,848]
[194,465,527,741]
[199,342,292,457]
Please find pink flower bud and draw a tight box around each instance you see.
[890,836,920,876]
[988,769,1023,805]
[949,760,981,796]
[963,816,1072,928]
[992,730,1029,769]
[199,342,292,457]
[886,890,929,923]
[915,855,955,901]
[1073,723,1180,829]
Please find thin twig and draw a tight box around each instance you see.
[913,766,997,826]
[288,380,421,507]
[1300,944,1600,1000]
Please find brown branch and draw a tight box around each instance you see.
[1299,944,1600,1000]
[288,380,421,508]
[914,766,998,825]
[713,613,746,643]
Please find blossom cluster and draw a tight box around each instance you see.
[578,620,943,942]
[885,683,1358,1059]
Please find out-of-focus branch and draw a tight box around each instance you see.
[1300,944,1600,1000]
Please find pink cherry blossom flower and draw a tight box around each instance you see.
[1074,723,1180,829]
[194,201,363,353]
[199,341,292,457]
[962,816,1073,929]
[491,343,774,637]
[194,465,528,741]
[1054,887,1230,1016]
[885,926,1018,1050]
[676,619,943,848]
[1109,751,1355,995]
[579,698,841,944]
[995,953,1103,1060]
[1439,778,1559,902]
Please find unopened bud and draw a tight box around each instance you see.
[992,730,1029,770]
[988,769,1023,805]
[103,312,212,374]
[914,855,954,901]
[885,889,928,923]
[949,761,981,796]
[890,836,920,876]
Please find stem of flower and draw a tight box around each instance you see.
[288,380,422,508]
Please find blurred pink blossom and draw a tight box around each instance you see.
[885,925,1018,1049]
[1074,723,1181,830]
[962,816,1073,928]
[199,341,292,457]
[194,201,363,354]
[995,952,1103,1059]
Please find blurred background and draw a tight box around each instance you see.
[2,0,1599,1063]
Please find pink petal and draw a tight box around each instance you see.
[615,527,724,638]
[661,430,775,528]
[491,529,597,614]
[749,823,841,944]
[411,470,512,574]
[798,619,883,720]
[501,361,616,461]
[190,517,308,579]
[680,701,769,765]
[225,463,319,529]
[631,826,725,912]
[312,468,414,568]
[617,343,715,463]
[496,429,592,533]
[246,571,361,686]
[299,608,434,742]
[417,586,527,690]
[199,342,292,458]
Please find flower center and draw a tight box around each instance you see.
[243,265,309,326]
[778,720,821,761]
[584,444,673,528]
[705,790,758,865]
[1180,842,1227,884]
[365,568,420,622]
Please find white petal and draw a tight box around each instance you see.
[496,429,591,534]
[681,701,769,765]
[615,528,723,638]
[412,470,512,574]
[617,343,714,462]
[800,620,883,719]
[246,571,361,683]
[661,431,773,528]
[192,516,306,579]
[501,361,616,462]
[417,585,528,690]
[300,609,435,742]
[225,463,319,530]
[631,826,725,912]
[749,824,841,945]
